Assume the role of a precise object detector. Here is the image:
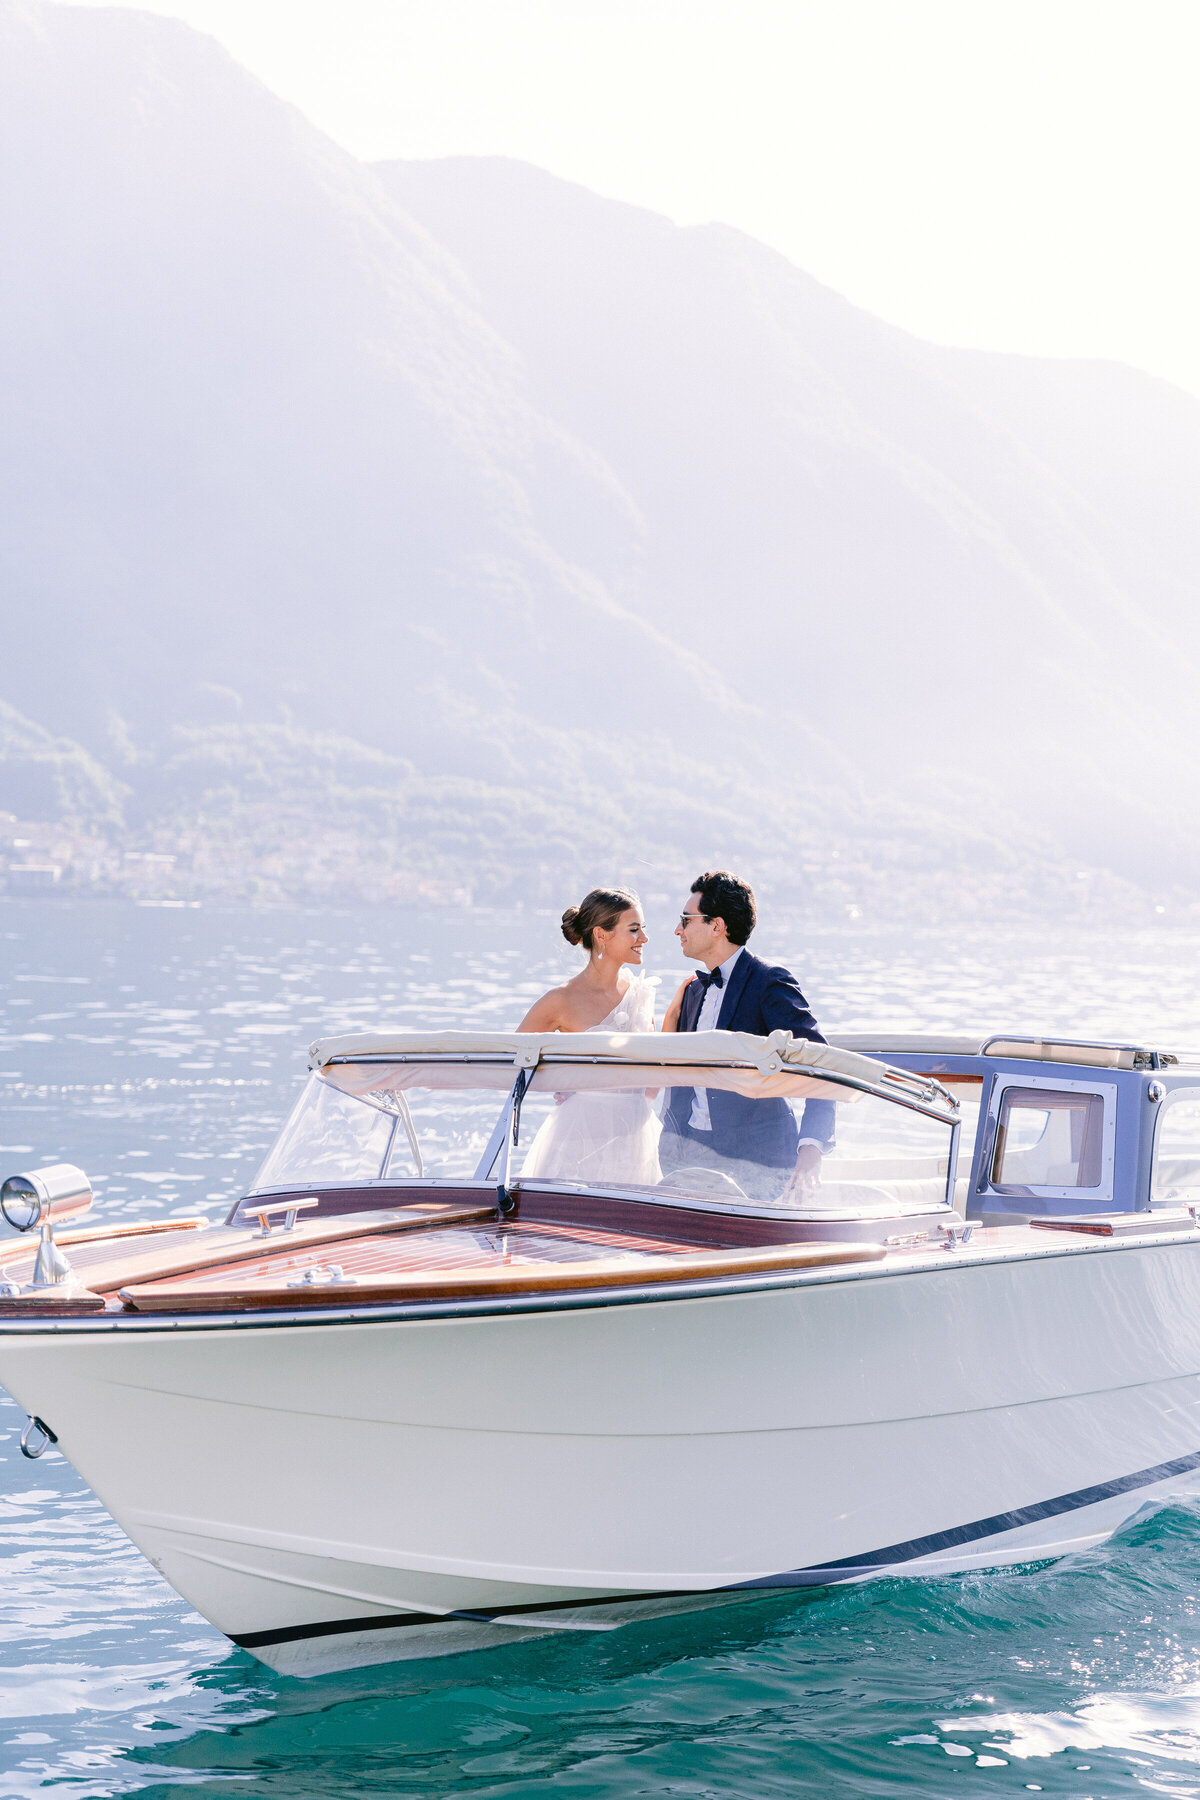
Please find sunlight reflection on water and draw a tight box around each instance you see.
[3,898,1200,1797]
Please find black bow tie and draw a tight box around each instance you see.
[695,965,724,993]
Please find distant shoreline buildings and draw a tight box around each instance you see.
[0,812,472,909]
[0,810,1174,926]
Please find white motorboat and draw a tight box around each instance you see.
[1,1025,1199,1676]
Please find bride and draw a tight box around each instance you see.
[516,887,662,1186]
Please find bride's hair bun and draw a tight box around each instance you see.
[561,887,640,952]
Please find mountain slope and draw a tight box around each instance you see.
[1,0,1197,905]
[383,156,1200,882]
[0,0,780,781]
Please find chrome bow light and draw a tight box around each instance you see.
[0,1164,93,1287]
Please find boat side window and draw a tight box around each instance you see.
[991,1087,1105,1189]
[251,1074,396,1190]
[258,1066,521,1189]
[1151,1089,1200,1206]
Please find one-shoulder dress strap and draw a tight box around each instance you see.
[587,974,660,1034]
[623,974,659,1032]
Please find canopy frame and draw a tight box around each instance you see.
[310,1029,959,1127]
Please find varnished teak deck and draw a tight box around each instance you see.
[118,1227,884,1311]
[0,1188,886,1315]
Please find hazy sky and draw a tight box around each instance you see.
[75,0,1200,397]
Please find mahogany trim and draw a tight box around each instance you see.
[55,1216,210,1247]
[229,1184,833,1246]
[514,1191,817,1247]
[226,1185,487,1225]
[119,1239,886,1312]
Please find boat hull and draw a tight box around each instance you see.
[2,1234,1200,1675]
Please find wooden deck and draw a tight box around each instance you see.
[119,1222,884,1311]
[0,1186,887,1317]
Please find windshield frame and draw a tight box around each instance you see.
[246,1054,962,1213]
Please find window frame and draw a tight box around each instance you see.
[977,1071,1118,1206]
[1150,1083,1200,1207]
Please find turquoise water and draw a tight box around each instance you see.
[3,898,1200,1797]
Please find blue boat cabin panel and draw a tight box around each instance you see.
[849,1040,1192,1220]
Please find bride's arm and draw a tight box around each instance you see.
[518,988,573,1102]
[517,987,566,1031]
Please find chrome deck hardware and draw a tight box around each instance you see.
[286,1263,356,1288]
[0,1164,93,1290]
[940,1222,974,1252]
[248,1198,320,1237]
[31,1220,73,1288]
[475,1066,535,1216]
[19,1415,57,1460]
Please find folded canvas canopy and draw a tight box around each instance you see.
[309,1029,959,1122]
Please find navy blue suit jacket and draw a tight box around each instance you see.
[662,948,836,1166]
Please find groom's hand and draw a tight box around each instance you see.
[793,1141,821,1188]
[781,1141,822,1201]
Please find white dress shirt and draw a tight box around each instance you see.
[687,947,742,1131]
[685,945,822,1152]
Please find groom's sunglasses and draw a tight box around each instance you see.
[677,911,709,927]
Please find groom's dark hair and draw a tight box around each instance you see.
[691,871,756,946]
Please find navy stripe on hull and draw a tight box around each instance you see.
[736,1443,1200,1586]
[235,1589,703,1649]
[231,1445,1200,1651]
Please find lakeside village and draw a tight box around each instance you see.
[0,812,472,909]
[0,809,1186,926]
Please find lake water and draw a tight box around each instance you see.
[3,897,1200,1797]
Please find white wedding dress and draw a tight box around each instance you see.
[518,975,663,1187]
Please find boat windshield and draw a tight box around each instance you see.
[251,1061,957,1213]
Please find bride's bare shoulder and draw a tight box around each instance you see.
[517,980,579,1032]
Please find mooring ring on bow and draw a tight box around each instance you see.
[19,1415,57,1460]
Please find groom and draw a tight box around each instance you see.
[660,870,834,1199]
